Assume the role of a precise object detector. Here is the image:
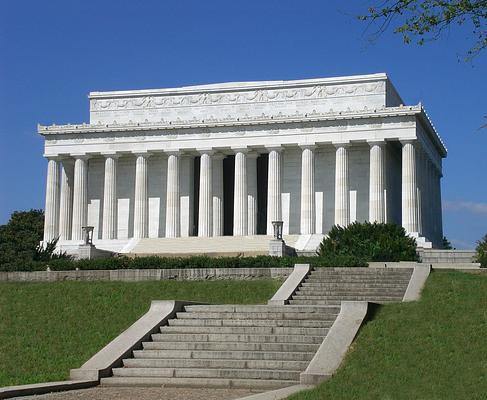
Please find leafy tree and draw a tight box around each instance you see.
[442,236,454,249]
[359,0,487,59]
[318,221,419,262]
[0,210,45,267]
[475,233,487,267]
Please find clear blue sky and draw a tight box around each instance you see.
[0,0,486,249]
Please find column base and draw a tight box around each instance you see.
[407,232,433,249]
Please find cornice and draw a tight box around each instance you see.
[39,105,420,135]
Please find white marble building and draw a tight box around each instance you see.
[39,73,446,253]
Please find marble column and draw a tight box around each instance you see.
[424,157,434,241]
[401,140,419,234]
[102,154,119,240]
[233,149,248,236]
[133,153,149,239]
[198,151,213,237]
[368,141,386,223]
[334,143,350,227]
[416,150,424,236]
[43,157,60,243]
[247,152,258,236]
[71,155,89,241]
[438,170,444,243]
[267,147,282,234]
[165,152,180,238]
[300,145,315,234]
[212,154,224,237]
[59,159,74,241]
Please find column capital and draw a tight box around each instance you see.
[265,145,283,152]
[332,141,351,149]
[399,138,417,146]
[71,153,91,160]
[164,149,181,157]
[367,140,386,147]
[196,148,215,155]
[132,151,151,158]
[298,143,317,150]
[44,155,62,162]
[231,146,249,153]
[102,152,121,159]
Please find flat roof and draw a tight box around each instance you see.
[89,73,389,99]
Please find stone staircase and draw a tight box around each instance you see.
[289,268,413,306]
[125,235,299,257]
[101,304,340,389]
[100,268,414,389]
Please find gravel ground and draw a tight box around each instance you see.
[17,387,261,400]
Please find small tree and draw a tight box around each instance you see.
[442,236,453,249]
[0,210,44,267]
[475,234,487,267]
[318,221,418,262]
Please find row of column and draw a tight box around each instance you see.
[43,141,441,242]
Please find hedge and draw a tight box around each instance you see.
[0,254,367,272]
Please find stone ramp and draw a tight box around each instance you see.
[101,304,339,389]
[126,235,299,257]
[289,267,413,306]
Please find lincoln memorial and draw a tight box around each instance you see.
[38,73,446,254]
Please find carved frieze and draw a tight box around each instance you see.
[90,82,386,112]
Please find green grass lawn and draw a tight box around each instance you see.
[289,271,487,400]
[0,279,282,387]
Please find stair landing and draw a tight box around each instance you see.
[124,235,300,257]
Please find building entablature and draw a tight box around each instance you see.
[39,105,446,170]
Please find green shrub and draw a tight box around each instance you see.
[34,238,73,262]
[318,221,418,262]
[0,253,367,272]
[475,234,487,267]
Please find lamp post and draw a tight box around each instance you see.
[81,226,94,246]
[272,220,284,240]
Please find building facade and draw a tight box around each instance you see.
[39,73,447,251]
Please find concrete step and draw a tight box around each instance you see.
[309,268,412,275]
[101,376,297,389]
[308,269,412,275]
[176,311,339,320]
[300,282,409,289]
[289,298,402,305]
[112,367,300,381]
[308,271,412,277]
[183,305,336,313]
[133,349,315,361]
[295,289,407,297]
[123,358,309,371]
[291,294,404,301]
[168,318,334,328]
[151,333,325,344]
[142,341,320,353]
[304,278,411,284]
[159,325,329,336]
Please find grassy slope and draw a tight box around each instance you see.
[0,279,282,387]
[289,271,487,400]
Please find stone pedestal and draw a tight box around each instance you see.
[269,239,286,257]
[77,244,113,260]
